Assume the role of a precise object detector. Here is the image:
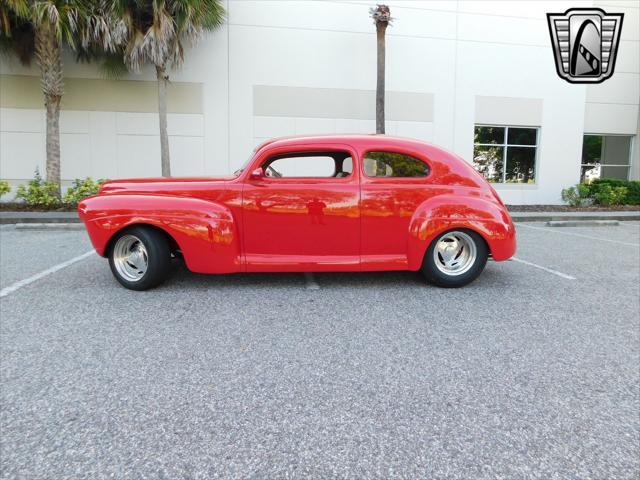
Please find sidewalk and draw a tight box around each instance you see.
[1,209,639,225]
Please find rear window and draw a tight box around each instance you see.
[363,151,430,178]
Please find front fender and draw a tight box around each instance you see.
[407,194,516,269]
[78,194,241,274]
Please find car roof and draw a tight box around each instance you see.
[255,134,435,153]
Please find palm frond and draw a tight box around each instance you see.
[98,51,128,79]
[114,0,225,71]
[0,0,34,64]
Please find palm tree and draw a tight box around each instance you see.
[370,4,391,134]
[1,0,114,197]
[112,0,225,177]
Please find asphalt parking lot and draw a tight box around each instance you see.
[1,222,639,479]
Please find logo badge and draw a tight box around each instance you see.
[547,8,624,84]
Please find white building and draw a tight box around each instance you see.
[1,0,638,204]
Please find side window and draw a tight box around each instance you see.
[363,151,430,178]
[264,152,352,178]
[341,157,353,175]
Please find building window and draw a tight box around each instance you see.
[473,125,538,183]
[581,135,632,182]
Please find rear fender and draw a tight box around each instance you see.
[78,194,241,274]
[407,194,516,269]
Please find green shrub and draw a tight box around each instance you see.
[0,180,10,198]
[15,169,60,206]
[562,178,640,207]
[561,183,591,207]
[590,178,640,205]
[63,177,105,205]
[593,184,628,206]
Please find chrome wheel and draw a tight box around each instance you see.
[112,234,148,282]
[433,231,477,276]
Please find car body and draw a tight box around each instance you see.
[79,135,516,289]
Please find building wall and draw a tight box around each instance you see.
[0,0,638,203]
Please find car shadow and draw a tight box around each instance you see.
[163,261,509,290]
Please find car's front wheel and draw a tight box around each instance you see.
[421,229,488,287]
[108,226,171,290]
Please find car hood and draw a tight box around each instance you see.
[99,176,237,195]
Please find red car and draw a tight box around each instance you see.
[78,135,516,290]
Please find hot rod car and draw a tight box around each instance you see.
[78,135,516,290]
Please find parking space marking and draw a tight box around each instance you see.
[511,257,576,280]
[304,272,320,290]
[516,223,640,247]
[0,250,95,299]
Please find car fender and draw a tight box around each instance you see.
[78,194,241,273]
[407,193,516,269]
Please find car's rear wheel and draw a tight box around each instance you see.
[421,229,488,287]
[108,226,171,291]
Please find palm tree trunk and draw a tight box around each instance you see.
[35,23,63,197]
[156,65,171,177]
[375,22,387,134]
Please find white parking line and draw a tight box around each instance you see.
[304,272,320,290]
[517,223,640,247]
[0,250,95,299]
[511,257,576,280]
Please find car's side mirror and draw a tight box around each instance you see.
[249,167,264,180]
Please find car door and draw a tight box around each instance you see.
[359,149,436,270]
[242,145,360,271]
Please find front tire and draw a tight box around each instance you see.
[421,229,488,288]
[108,226,171,291]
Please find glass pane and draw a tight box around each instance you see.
[505,147,536,183]
[266,156,337,178]
[342,157,353,174]
[474,126,504,145]
[600,165,629,180]
[581,164,601,183]
[473,146,504,183]
[582,135,602,164]
[363,152,430,178]
[507,128,537,146]
[601,136,631,166]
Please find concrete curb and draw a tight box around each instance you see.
[14,223,85,231]
[546,220,620,227]
[0,212,79,224]
[510,213,640,222]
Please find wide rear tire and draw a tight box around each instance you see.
[108,226,171,291]
[421,229,488,288]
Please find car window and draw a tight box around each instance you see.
[264,153,352,178]
[363,151,430,178]
[342,157,353,175]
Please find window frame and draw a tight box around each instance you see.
[474,124,539,184]
[581,133,632,181]
[260,150,354,181]
[360,149,432,181]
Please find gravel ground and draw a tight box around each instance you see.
[1,222,639,479]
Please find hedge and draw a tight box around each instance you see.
[588,178,640,205]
